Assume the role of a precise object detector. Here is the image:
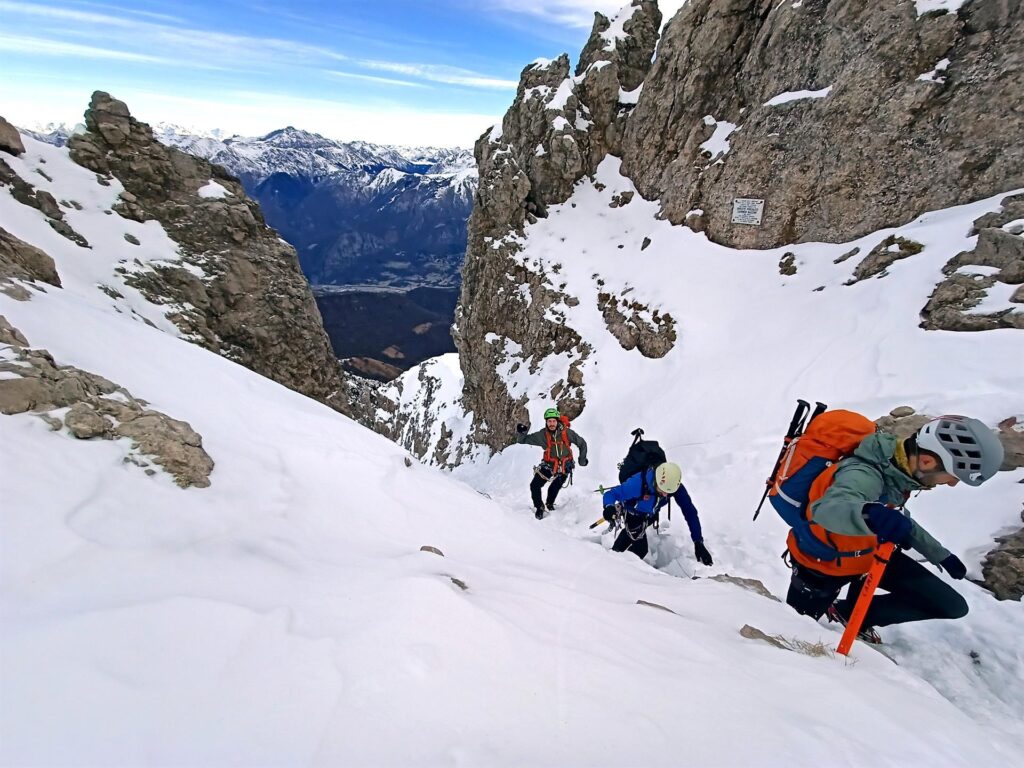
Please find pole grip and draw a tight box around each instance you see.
[787,399,810,439]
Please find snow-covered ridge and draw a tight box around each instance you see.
[28,121,478,189]
[157,124,477,187]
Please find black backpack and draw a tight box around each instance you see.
[617,429,671,524]
[618,428,667,488]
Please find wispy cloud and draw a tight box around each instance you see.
[477,0,690,30]
[359,61,517,90]
[63,0,187,24]
[1,0,518,91]
[477,0,624,29]
[327,70,425,88]
[0,32,183,65]
[0,0,147,27]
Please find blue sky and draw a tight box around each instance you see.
[0,0,661,147]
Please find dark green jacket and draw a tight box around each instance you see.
[517,424,588,465]
[809,433,950,564]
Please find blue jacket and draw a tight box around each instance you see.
[602,468,704,542]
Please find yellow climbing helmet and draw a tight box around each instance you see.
[654,462,682,494]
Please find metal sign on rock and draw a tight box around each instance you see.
[732,198,765,226]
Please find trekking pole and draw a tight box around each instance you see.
[837,542,895,656]
[753,399,810,521]
[589,486,607,529]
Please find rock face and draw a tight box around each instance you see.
[0,316,214,488]
[64,92,343,406]
[454,1,661,453]
[620,0,1024,249]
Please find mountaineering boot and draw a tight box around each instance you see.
[826,604,882,644]
[535,506,545,520]
[546,502,556,511]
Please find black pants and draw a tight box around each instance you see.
[786,550,968,627]
[612,512,652,559]
[530,463,568,510]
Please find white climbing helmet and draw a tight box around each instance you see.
[916,416,1004,486]
[654,462,682,494]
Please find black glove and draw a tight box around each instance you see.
[863,503,912,546]
[602,505,619,523]
[577,457,588,467]
[940,553,967,580]
[516,423,529,434]
[694,541,713,566]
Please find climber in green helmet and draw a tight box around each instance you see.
[516,407,589,519]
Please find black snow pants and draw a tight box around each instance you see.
[612,511,653,559]
[531,462,568,510]
[787,550,968,627]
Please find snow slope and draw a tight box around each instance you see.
[2,143,1022,766]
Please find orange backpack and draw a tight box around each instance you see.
[769,409,878,564]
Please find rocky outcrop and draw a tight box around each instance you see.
[64,92,344,406]
[848,236,924,283]
[982,511,1024,601]
[597,291,676,357]
[0,316,214,488]
[0,226,61,290]
[980,413,1024,599]
[453,2,660,455]
[0,117,24,156]
[576,1,661,92]
[620,0,1024,249]
[921,194,1024,331]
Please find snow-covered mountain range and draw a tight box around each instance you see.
[31,122,477,288]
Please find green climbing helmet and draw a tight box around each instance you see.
[543,407,561,419]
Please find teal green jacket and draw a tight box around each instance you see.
[808,433,950,565]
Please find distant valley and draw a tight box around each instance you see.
[31,123,476,377]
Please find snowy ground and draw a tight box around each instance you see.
[2,138,1023,766]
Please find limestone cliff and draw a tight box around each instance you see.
[455,1,663,453]
[621,0,1024,249]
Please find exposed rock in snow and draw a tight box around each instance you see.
[847,235,925,283]
[0,316,213,488]
[0,226,60,289]
[921,194,1024,332]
